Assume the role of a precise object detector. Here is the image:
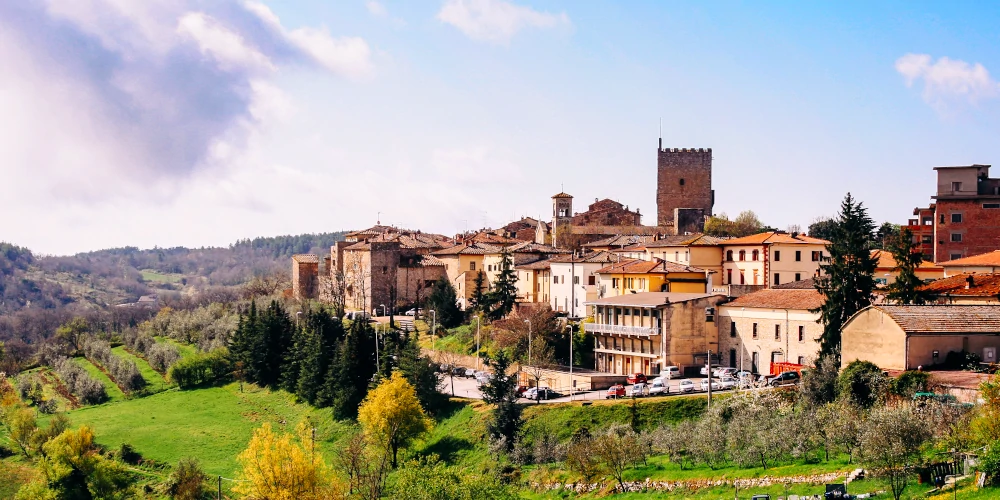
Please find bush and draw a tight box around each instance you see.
[52,356,108,405]
[890,370,930,397]
[838,360,888,408]
[164,458,210,500]
[82,338,147,393]
[147,343,181,373]
[979,442,1000,486]
[168,349,231,389]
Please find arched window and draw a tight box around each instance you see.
[739,250,746,261]
[726,250,734,261]
[752,250,759,261]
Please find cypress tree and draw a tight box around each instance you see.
[327,320,377,419]
[813,193,878,365]
[886,228,929,305]
[426,276,462,329]
[229,302,260,383]
[256,301,294,388]
[488,248,517,321]
[470,270,490,312]
[481,350,523,454]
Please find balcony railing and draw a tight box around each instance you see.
[585,323,656,336]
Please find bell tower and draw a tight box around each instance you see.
[551,192,573,248]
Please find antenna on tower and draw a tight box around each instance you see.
[658,118,662,151]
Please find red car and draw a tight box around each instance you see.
[626,373,647,384]
[605,384,626,399]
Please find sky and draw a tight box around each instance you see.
[4,1,1000,255]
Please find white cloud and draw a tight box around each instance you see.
[895,53,1000,108]
[437,0,570,44]
[177,12,275,73]
[366,0,387,17]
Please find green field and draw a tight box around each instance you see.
[139,270,184,284]
[73,356,126,403]
[111,346,171,394]
[158,337,198,359]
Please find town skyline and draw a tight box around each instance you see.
[5,1,1000,255]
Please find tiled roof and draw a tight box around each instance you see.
[516,259,552,271]
[506,242,567,254]
[431,243,500,256]
[345,224,399,237]
[871,250,942,271]
[723,231,829,246]
[595,259,706,275]
[582,234,657,248]
[549,251,617,264]
[418,255,447,267]
[725,289,824,310]
[920,273,1000,296]
[292,254,319,263]
[773,278,818,290]
[586,292,725,307]
[644,233,723,248]
[873,305,1000,333]
[551,192,574,199]
[939,250,1000,267]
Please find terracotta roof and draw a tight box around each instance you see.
[723,231,829,246]
[871,305,1000,333]
[551,192,574,199]
[773,278,818,290]
[506,242,567,254]
[586,292,725,308]
[644,233,724,248]
[871,250,942,271]
[548,251,617,264]
[725,289,824,310]
[595,259,706,275]
[516,259,552,271]
[431,243,500,256]
[418,255,447,267]
[582,234,657,248]
[920,273,1000,296]
[939,250,1000,267]
[292,254,319,263]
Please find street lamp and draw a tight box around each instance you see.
[565,323,573,401]
[474,316,481,371]
[524,319,532,365]
[379,304,387,317]
[296,311,303,328]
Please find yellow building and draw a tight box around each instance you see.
[585,292,728,375]
[636,234,724,286]
[871,249,943,286]
[721,231,829,288]
[939,250,1000,277]
[430,243,494,310]
[594,259,709,298]
[841,305,1000,370]
[515,259,551,305]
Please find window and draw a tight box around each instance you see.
[797,356,805,365]
[752,250,759,261]
[740,271,745,285]
[795,250,802,261]
[984,203,1000,209]
[773,273,780,286]
[727,269,733,284]
[739,250,746,261]
[730,322,737,337]
[795,273,801,281]
[573,275,580,285]
[588,275,596,285]
[675,251,679,261]
[952,213,963,223]
[774,324,780,340]
[950,253,963,260]
[752,323,758,339]
[811,251,821,261]
[470,261,476,271]
[726,250,734,261]
[774,250,781,261]
[921,235,932,244]
[922,216,933,225]
[952,181,963,192]
[798,325,804,342]
[680,178,685,185]
[612,278,619,288]
[951,233,963,242]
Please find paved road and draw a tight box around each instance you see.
[437,373,743,403]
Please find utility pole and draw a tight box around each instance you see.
[566,323,574,400]
[524,319,532,365]
[707,349,713,407]
[475,316,481,371]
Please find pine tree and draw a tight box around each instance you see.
[469,270,490,312]
[326,320,377,420]
[230,302,261,383]
[397,331,445,415]
[885,228,929,305]
[295,309,342,405]
[256,301,295,388]
[813,193,878,364]
[487,248,517,321]
[426,276,462,329]
[480,350,523,454]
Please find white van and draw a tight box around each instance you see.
[662,366,681,379]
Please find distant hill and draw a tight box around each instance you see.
[0,232,345,315]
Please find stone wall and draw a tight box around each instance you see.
[657,148,713,227]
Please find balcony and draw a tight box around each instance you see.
[594,347,659,359]
[585,323,656,336]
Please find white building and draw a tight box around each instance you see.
[721,231,829,288]
[548,251,616,317]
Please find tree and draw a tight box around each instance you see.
[725,392,794,469]
[425,277,462,329]
[838,360,889,409]
[487,248,518,321]
[704,211,768,237]
[808,217,837,241]
[799,355,840,407]
[55,317,90,352]
[480,351,523,455]
[859,406,932,500]
[829,403,866,463]
[358,371,433,468]
[165,458,209,500]
[469,271,490,312]
[876,222,901,250]
[813,193,878,363]
[885,228,929,305]
[397,332,445,415]
[234,422,340,500]
[592,424,646,491]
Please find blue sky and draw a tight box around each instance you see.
[3,1,1000,255]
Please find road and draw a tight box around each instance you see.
[436,373,744,404]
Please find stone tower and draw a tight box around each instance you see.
[551,192,573,248]
[656,140,714,228]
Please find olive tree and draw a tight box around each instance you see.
[859,405,932,500]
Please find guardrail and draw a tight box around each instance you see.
[584,323,656,336]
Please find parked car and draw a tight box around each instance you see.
[648,379,669,395]
[475,373,490,385]
[662,366,682,379]
[628,383,649,397]
[525,387,558,400]
[345,311,372,321]
[451,367,465,377]
[716,377,737,390]
[769,371,801,387]
[516,385,528,396]
[626,373,647,384]
[404,308,423,316]
[700,379,721,391]
[606,384,626,399]
[714,367,738,379]
[700,364,721,376]
[677,379,695,393]
[464,368,477,378]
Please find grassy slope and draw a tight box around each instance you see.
[73,356,126,403]
[18,367,73,412]
[139,270,183,283]
[158,337,198,359]
[111,346,170,394]
[522,397,707,442]
[62,383,354,477]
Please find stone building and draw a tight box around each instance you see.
[585,292,727,376]
[841,305,1000,370]
[291,254,319,300]
[656,142,714,232]
[718,288,824,375]
[571,198,642,226]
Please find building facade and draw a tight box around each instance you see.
[548,251,617,317]
[718,289,824,374]
[656,145,713,230]
[721,232,829,288]
[595,259,709,298]
[291,254,320,300]
[585,292,727,376]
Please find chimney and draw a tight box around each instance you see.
[791,231,799,239]
[966,275,975,289]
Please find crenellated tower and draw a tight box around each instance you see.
[656,139,714,229]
